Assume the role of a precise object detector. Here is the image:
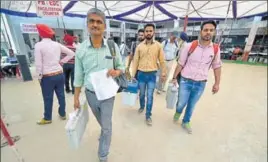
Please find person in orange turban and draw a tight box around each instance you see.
[36,24,55,38]
[34,24,75,125]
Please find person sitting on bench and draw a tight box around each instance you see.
[2,49,18,77]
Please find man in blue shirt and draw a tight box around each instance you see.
[73,8,124,162]
[3,49,18,77]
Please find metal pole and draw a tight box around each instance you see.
[218,0,231,44]
[183,1,191,32]
[153,1,155,22]
[1,118,24,162]
[256,31,266,63]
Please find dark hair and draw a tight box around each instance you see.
[201,20,217,30]
[144,24,155,30]
[138,29,144,33]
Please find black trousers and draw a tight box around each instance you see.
[63,63,74,93]
[3,65,16,76]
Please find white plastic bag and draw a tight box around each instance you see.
[65,99,89,149]
[166,83,179,109]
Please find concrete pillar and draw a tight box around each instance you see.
[106,19,110,39]
[174,19,180,30]
[121,21,126,43]
[242,16,262,62]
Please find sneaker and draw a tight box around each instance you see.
[156,90,161,94]
[146,118,152,126]
[99,158,108,162]
[182,122,192,134]
[99,160,107,162]
[173,112,181,122]
[59,115,66,120]
[37,119,52,125]
[138,108,144,114]
[65,89,71,93]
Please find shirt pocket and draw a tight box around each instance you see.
[202,53,214,65]
[104,55,114,69]
[82,52,97,72]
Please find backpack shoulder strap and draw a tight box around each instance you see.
[174,41,178,48]
[107,39,116,69]
[188,40,198,55]
[182,40,198,68]
[107,39,116,57]
[164,39,168,48]
[209,43,220,69]
[213,43,219,55]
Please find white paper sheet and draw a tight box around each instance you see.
[90,69,119,100]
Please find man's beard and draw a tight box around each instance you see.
[145,35,153,40]
[201,35,212,41]
[138,38,144,42]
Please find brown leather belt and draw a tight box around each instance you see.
[43,71,63,77]
[182,76,207,83]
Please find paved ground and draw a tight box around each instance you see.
[1,63,267,162]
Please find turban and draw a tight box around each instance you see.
[180,32,189,42]
[36,24,55,38]
[63,34,75,45]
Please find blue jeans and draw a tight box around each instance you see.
[176,77,206,123]
[41,73,66,120]
[137,71,157,119]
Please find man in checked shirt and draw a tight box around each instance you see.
[34,24,75,125]
[172,20,222,134]
[132,23,167,126]
[61,34,76,94]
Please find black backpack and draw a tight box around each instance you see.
[106,40,128,93]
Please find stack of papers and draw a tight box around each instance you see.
[90,69,119,100]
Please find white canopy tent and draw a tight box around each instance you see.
[0,1,267,23]
[0,1,267,60]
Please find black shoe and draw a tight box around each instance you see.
[66,89,71,93]
[146,117,152,126]
[138,108,144,114]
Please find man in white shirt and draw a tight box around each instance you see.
[119,41,130,64]
[156,31,179,94]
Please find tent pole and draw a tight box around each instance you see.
[153,1,155,22]
[218,0,231,45]
[183,1,191,32]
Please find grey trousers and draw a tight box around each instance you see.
[85,89,115,161]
